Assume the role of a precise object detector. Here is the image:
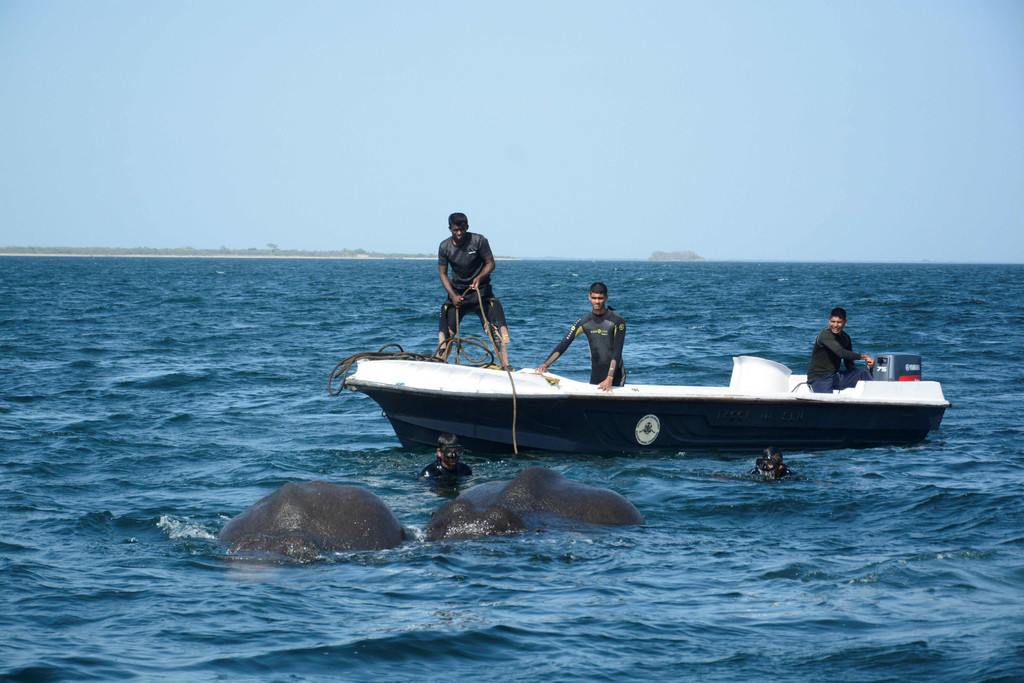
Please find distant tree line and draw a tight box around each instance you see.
[3,245,690,260]
[649,250,704,261]
[0,246,433,258]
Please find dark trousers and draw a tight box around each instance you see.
[809,369,873,393]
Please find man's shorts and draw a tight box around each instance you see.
[439,294,508,337]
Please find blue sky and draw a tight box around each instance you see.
[2,1,1022,261]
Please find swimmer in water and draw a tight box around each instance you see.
[419,433,472,479]
[750,446,793,479]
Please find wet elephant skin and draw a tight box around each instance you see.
[219,481,407,560]
[425,466,644,541]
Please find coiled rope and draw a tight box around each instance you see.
[433,332,496,367]
[328,343,440,396]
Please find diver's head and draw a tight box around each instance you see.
[437,432,464,470]
[756,448,785,478]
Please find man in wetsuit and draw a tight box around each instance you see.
[535,282,625,392]
[750,447,794,479]
[419,433,472,479]
[807,307,875,393]
[437,212,510,367]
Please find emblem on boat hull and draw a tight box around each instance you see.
[635,414,661,445]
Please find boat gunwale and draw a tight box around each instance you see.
[344,358,950,408]
[345,379,951,409]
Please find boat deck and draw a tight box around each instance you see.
[345,358,949,407]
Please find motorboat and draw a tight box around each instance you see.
[337,355,949,453]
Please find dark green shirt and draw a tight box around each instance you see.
[807,327,862,380]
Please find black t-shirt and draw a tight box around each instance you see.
[438,233,493,292]
[419,458,473,479]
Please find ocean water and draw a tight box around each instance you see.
[1,256,1022,682]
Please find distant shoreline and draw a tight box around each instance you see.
[0,247,702,261]
[0,247,435,259]
[1,251,1012,264]
[0,252,437,260]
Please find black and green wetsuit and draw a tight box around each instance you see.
[545,308,626,386]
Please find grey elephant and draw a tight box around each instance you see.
[219,481,407,560]
[425,466,644,541]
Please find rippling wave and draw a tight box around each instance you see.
[1,257,1023,681]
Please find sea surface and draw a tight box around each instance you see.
[2,256,1022,682]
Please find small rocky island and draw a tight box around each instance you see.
[649,250,704,261]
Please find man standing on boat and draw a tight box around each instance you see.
[437,212,510,367]
[807,307,874,393]
[535,282,626,392]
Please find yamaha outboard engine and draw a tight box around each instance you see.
[872,353,922,381]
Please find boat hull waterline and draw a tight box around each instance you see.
[341,357,949,453]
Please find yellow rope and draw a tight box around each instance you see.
[443,287,518,454]
[462,287,518,454]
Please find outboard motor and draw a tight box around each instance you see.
[872,353,922,381]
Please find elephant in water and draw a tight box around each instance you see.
[425,466,644,541]
[219,481,407,560]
